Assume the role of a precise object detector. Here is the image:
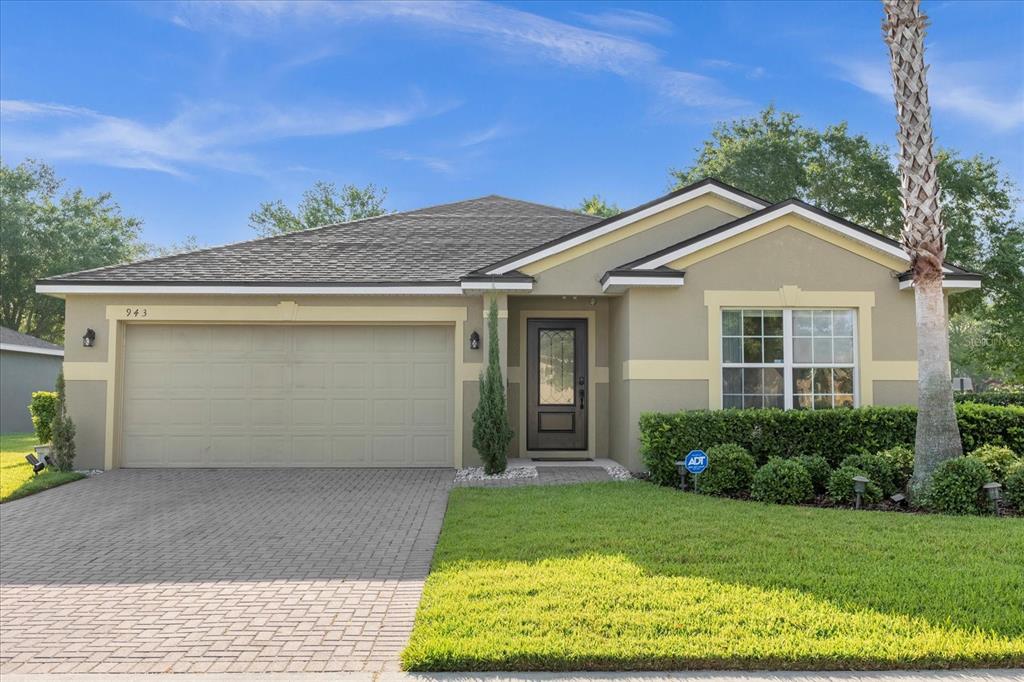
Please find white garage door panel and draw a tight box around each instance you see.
[121,325,453,467]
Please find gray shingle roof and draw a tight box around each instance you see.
[42,196,601,285]
[0,326,63,352]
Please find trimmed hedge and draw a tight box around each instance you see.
[751,458,814,505]
[1005,463,1024,510]
[954,391,1024,407]
[796,455,831,494]
[693,443,756,497]
[29,391,58,444]
[640,404,1024,486]
[969,444,1020,483]
[923,457,990,515]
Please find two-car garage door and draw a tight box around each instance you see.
[120,324,454,467]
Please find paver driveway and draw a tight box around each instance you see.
[0,468,452,674]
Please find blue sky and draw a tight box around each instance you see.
[2,0,1022,248]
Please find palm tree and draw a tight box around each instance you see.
[882,0,963,489]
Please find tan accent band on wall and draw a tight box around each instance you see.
[623,360,713,381]
[864,361,918,381]
[704,287,877,407]
[101,302,471,470]
[63,362,112,382]
[593,366,610,384]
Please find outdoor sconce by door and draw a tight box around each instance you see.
[82,328,96,348]
[469,331,480,350]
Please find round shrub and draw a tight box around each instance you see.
[796,455,831,494]
[840,453,898,497]
[877,445,914,490]
[695,443,756,497]
[751,458,814,504]
[969,444,1020,483]
[827,465,883,506]
[1005,463,1024,510]
[923,457,990,515]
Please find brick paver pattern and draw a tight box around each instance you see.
[0,468,452,675]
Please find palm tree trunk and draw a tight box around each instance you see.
[882,0,963,490]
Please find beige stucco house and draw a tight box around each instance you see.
[38,179,980,472]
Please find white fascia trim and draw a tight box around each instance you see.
[636,204,913,270]
[899,278,982,290]
[35,284,465,296]
[601,275,685,293]
[487,184,765,275]
[460,281,534,292]
[0,342,64,357]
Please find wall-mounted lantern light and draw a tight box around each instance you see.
[469,331,480,350]
[82,328,96,348]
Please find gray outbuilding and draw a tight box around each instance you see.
[1,327,64,433]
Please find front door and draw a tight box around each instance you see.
[526,318,588,451]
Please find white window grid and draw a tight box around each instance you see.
[720,308,859,410]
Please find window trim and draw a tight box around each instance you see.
[720,307,859,410]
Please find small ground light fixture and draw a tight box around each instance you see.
[852,475,870,509]
[983,482,1002,516]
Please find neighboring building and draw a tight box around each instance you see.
[37,179,981,472]
[0,327,64,433]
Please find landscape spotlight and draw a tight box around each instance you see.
[674,461,687,491]
[852,475,870,509]
[983,482,1002,516]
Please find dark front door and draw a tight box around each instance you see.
[527,318,588,451]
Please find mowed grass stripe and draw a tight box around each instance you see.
[404,481,1024,671]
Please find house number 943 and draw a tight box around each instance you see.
[125,307,148,318]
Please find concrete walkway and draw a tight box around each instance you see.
[2,668,1020,681]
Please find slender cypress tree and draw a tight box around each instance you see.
[472,296,513,474]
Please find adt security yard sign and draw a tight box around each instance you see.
[684,450,708,474]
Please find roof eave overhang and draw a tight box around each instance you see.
[897,273,982,291]
[0,342,64,357]
[600,269,685,294]
[35,282,466,296]
[459,272,535,292]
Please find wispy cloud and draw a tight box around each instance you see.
[575,9,673,36]
[700,59,768,80]
[382,150,455,174]
[834,58,1024,131]
[167,0,746,110]
[0,95,450,176]
[458,123,511,147]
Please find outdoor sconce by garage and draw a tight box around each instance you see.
[469,331,480,350]
[82,328,96,348]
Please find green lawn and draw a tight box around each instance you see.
[403,482,1024,671]
[0,433,84,503]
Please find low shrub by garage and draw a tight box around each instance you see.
[827,465,883,506]
[751,458,814,505]
[29,391,58,444]
[969,445,1020,483]
[840,453,899,497]
[795,455,831,494]
[1005,463,1024,510]
[639,403,1024,487]
[923,457,991,516]
[692,443,756,497]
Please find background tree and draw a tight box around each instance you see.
[146,234,203,258]
[1,159,144,343]
[249,181,388,236]
[671,106,1023,386]
[578,195,620,218]
[472,297,513,474]
[884,0,961,485]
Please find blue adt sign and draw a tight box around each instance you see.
[684,450,708,474]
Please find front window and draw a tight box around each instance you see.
[722,308,857,410]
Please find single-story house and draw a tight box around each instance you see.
[1,326,64,433]
[37,178,980,472]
